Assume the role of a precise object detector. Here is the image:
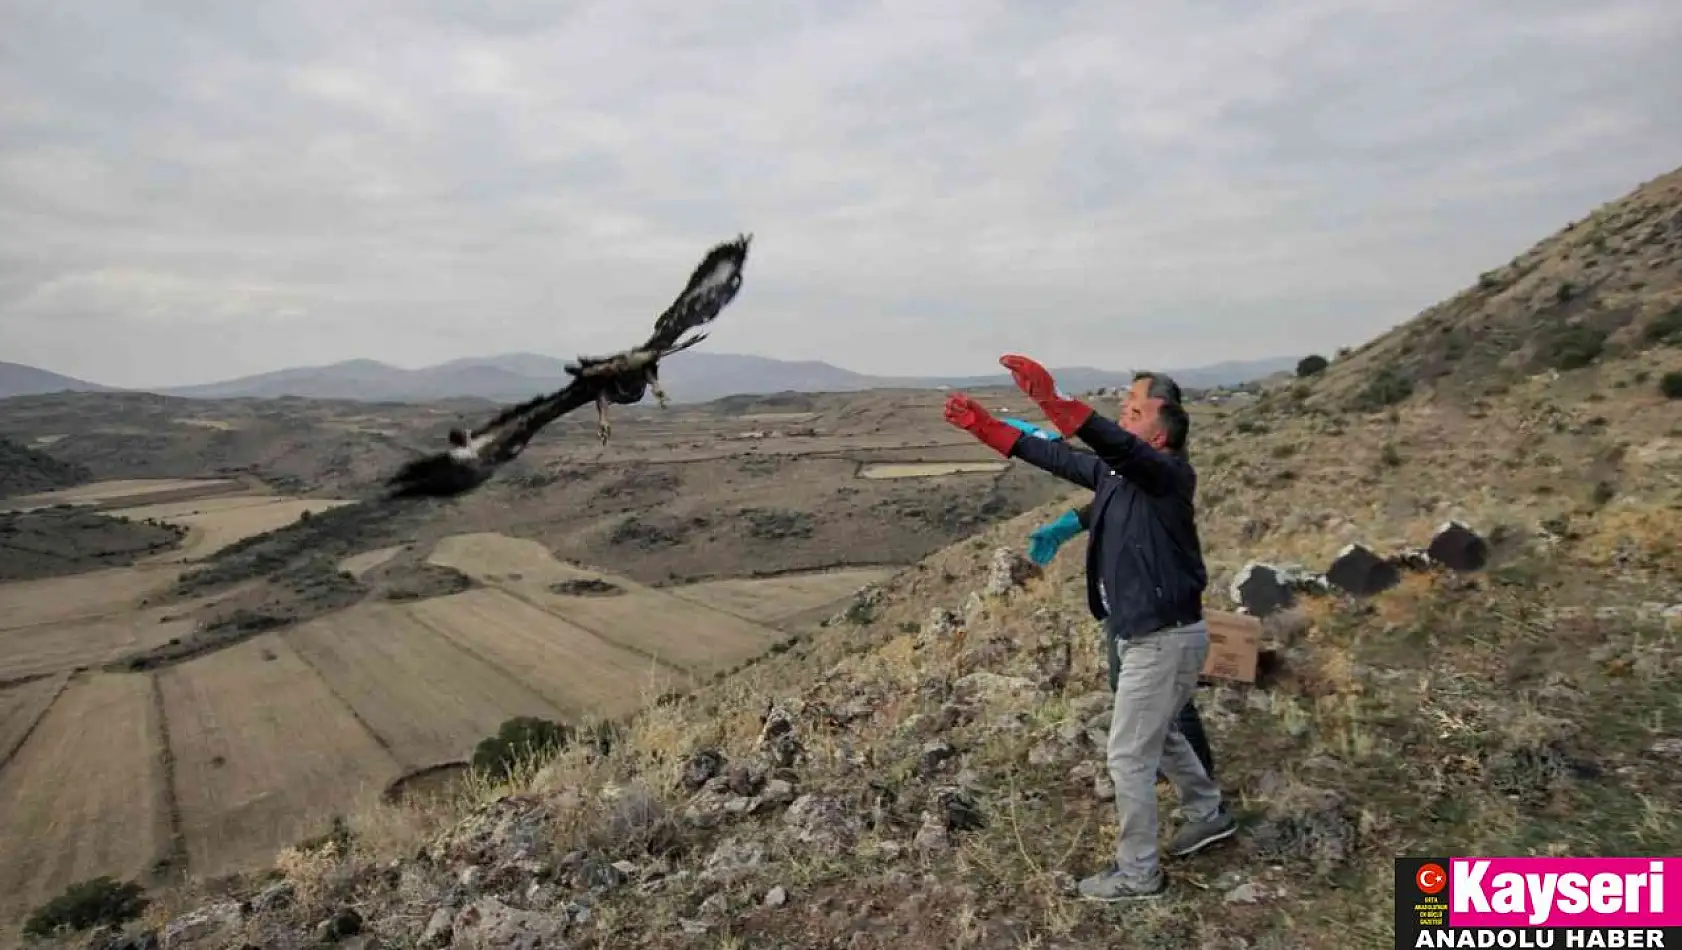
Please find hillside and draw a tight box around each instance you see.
[146,352,1296,405]
[1305,165,1682,411]
[0,437,91,498]
[22,168,1682,950]
[0,362,108,400]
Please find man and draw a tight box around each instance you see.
[1023,372,1218,782]
[944,355,1235,901]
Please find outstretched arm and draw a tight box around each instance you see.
[999,355,1182,496]
[944,394,1106,489]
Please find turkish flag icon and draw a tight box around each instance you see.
[1416,863,1447,895]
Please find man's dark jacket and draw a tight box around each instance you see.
[1009,414,1207,641]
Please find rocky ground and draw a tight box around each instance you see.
[38,339,1682,950]
[15,167,1682,950]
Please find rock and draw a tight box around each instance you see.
[757,704,805,768]
[725,763,766,797]
[315,908,363,943]
[701,837,767,885]
[783,795,863,855]
[1094,772,1115,802]
[420,908,454,948]
[765,885,789,908]
[1027,739,1077,767]
[678,918,710,936]
[249,881,294,913]
[1230,563,1293,617]
[1662,604,1682,626]
[913,811,950,853]
[985,547,1039,596]
[920,740,958,776]
[755,778,797,811]
[1324,544,1402,597]
[1429,521,1490,572]
[1067,691,1112,723]
[924,608,962,638]
[577,856,626,891]
[954,671,1036,706]
[681,748,727,791]
[698,892,731,918]
[1250,785,1357,871]
[1648,738,1682,760]
[450,897,570,950]
[1225,881,1268,904]
[933,786,986,832]
[161,902,242,948]
[429,795,556,868]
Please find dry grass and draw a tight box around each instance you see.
[858,461,1009,479]
[158,636,403,880]
[666,568,897,625]
[0,565,181,631]
[0,673,170,926]
[0,607,197,681]
[133,498,357,562]
[1,478,236,510]
[283,601,566,770]
[405,589,681,720]
[337,545,406,578]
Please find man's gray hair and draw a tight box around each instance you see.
[1133,370,1183,406]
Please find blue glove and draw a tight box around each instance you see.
[1001,417,1062,441]
[1028,509,1084,565]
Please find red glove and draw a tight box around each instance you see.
[1000,354,1093,436]
[944,393,1021,457]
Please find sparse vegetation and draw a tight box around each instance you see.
[1538,323,1608,371]
[1661,371,1682,399]
[1353,364,1414,411]
[23,877,147,938]
[1644,307,1682,345]
[471,716,572,783]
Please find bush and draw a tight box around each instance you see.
[472,717,572,781]
[1539,324,1607,371]
[1645,308,1682,345]
[1295,354,1329,377]
[1353,366,1413,411]
[1661,372,1682,400]
[24,877,148,937]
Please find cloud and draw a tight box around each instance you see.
[2,0,1680,387]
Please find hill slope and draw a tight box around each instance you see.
[155,352,1296,404]
[20,169,1682,949]
[1308,165,1682,411]
[0,361,108,399]
[0,437,92,498]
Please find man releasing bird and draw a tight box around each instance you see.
[384,233,752,499]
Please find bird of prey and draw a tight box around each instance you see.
[384,233,752,499]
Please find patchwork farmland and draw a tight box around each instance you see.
[0,479,893,921]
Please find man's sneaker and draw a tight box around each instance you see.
[1077,866,1166,902]
[1166,807,1238,857]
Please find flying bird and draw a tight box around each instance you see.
[384,233,752,499]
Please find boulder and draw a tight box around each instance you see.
[1428,520,1490,572]
[1324,544,1402,597]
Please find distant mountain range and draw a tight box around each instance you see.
[0,361,113,399]
[0,352,1297,405]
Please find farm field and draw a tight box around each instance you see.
[0,673,66,767]
[857,461,1008,478]
[427,532,787,675]
[158,637,402,879]
[0,565,180,630]
[284,602,565,770]
[113,497,358,562]
[406,589,676,720]
[0,606,197,681]
[339,545,406,578]
[0,673,170,924]
[1,477,236,510]
[666,567,897,625]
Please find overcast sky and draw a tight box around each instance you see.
[3,0,1680,387]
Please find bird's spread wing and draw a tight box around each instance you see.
[385,234,751,499]
[641,233,751,356]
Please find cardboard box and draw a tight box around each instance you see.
[1202,611,1261,683]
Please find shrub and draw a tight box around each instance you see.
[1539,324,1607,371]
[1645,308,1682,346]
[24,877,148,937]
[1295,354,1329,377]
[472,717,572,782]
[1661,372,1682,400]
[1353,366,1413,412]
